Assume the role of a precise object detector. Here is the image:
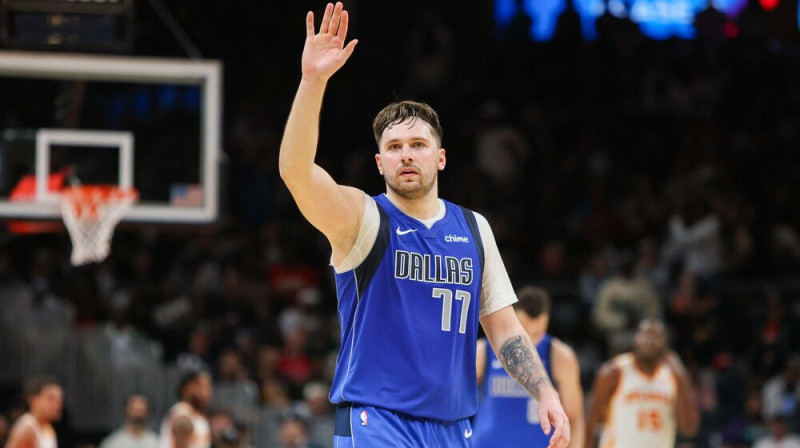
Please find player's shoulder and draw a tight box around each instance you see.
[597,355,627,378]
[168,401,194,419]
[551,338,578,364]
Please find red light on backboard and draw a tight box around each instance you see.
[759,0,780,10]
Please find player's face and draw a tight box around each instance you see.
[33,385,63,422]
[188,375,213,410]
[375,118,445,200]
[516,310,549,342]
[634,321,667,363]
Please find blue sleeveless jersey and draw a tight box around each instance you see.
[472,334,555,447]
[330,194,485,421]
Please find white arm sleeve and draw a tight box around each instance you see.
[332,194,379,273]
[475,212,518,316]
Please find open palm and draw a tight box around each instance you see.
[302,2,358,81]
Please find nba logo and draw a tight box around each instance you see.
[360,410,368,426]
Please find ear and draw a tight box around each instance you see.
[438,147,446,171]
[375,153,384,175]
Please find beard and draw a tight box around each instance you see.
[384,166,437,200]
[129,416,148,427]
[187,395,207,411]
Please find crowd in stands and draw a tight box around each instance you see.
[1,0,800,447]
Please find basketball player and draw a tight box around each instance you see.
[5,376,62,448]
[583,319,700,448]
[473,286,585,447]
[159,372,212,448]
[279,3,570,447]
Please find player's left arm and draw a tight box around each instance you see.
[474,211,570,448]
[481,308,570,448]
[665,351,700,437]
[552,339,585,448]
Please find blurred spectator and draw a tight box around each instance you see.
[750,290,793,379]
[256,379,295,448]
[473,102,530,196]
[99,395,159,448]
[721,389,770,448]
[276,417,320,448]
[296,382,333,448]
[578,247,613,313]
[753,416,800,448]
[176,325,213,373]
[207,407,234,448]
[275,329,312,397]
[661,195,724,283]
[668,270,721,365]
[592,251,661,355]
[212,350,259,425]
[762,357,800,423]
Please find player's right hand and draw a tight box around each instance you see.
[302,2,358,82]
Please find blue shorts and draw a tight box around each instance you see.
[333,403,473,447]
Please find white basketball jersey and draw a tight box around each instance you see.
[159,402,211,448]
[598,353,678,448]
[16,413,57,448]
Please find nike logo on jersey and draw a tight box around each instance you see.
[396,227,417,235]
[464,428,473,438]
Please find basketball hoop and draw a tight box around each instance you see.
[60,185,138,266]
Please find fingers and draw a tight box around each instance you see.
[541,410,570,448]
[539,408,552,435]
[305,11,315,38]
[342,39,359,59]
[319,3,334,34]
[549,416,571,448]
[546,424,563,448]
[329,2,344,36]
[336,10,350,41]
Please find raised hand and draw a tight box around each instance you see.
[302,2,358,82]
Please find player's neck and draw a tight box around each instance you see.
[30,411,51,427]
[385,189,440,220]
[634,354,660,375]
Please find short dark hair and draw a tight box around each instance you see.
[24,376,60,400]
[372,101,443,147]
[177,371,209,399]
[513,286,551,318]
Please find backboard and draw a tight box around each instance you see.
[0,50,222,223]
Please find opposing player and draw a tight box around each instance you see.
[159,371,212,448]
[584,319,700,448]
[5,376,62,448]
[473,286,585,447]
[279,2,570,447]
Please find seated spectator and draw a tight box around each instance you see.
[592,251,661,355]
[762,356,800,423]
[754,416,800,448]
[277,416,321,448]
[99,395,159,448]
[212,350,259,425]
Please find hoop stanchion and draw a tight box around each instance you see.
[60,186,138,266]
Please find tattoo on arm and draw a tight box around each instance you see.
[499,336,551,400]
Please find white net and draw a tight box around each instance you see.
[60,186,138,266]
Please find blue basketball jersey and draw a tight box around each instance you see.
[472,334,555,447]
[330,194,485,421]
